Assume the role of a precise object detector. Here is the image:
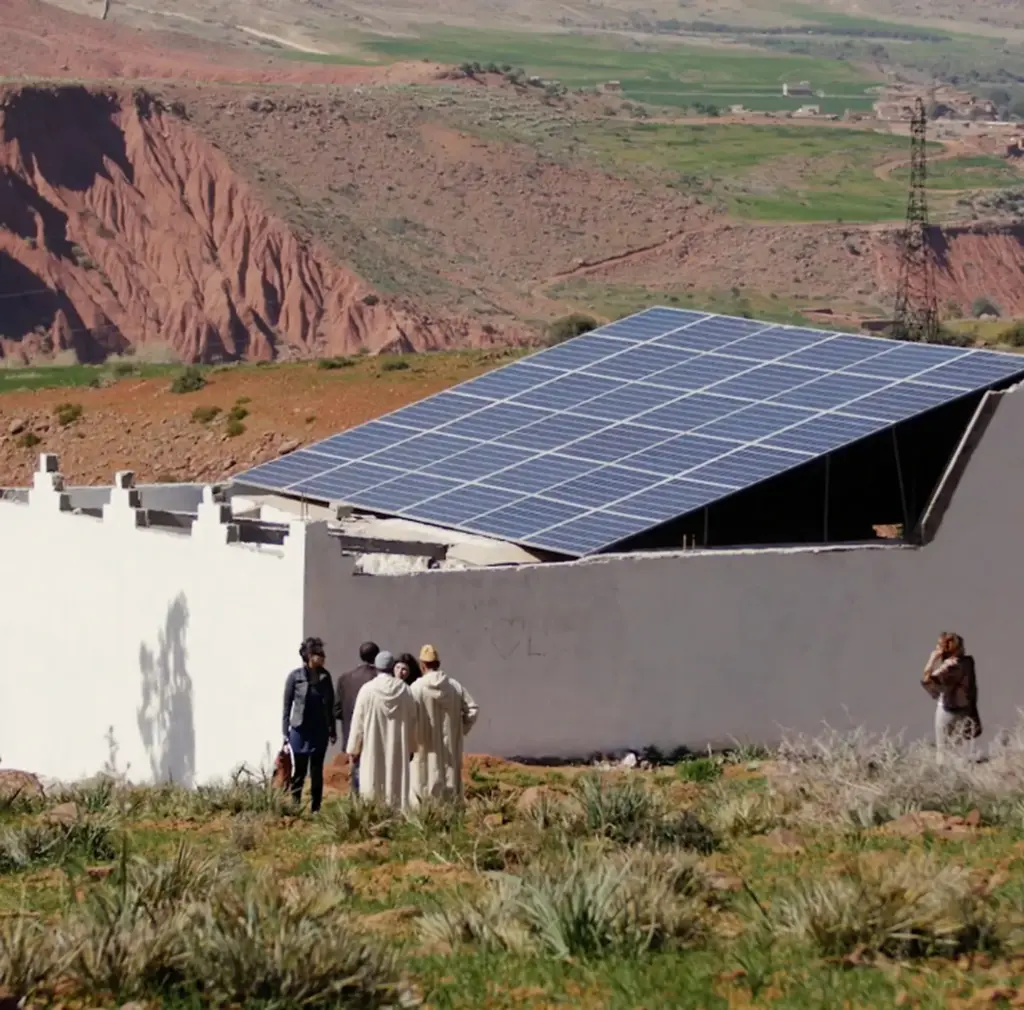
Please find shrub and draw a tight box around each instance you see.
[769,853,1003,960]
[317,356,355,370]
[53,401,82,426]
[973,296,1002,318]
[775,722,1024,827]
[110,361,137,378]
[1002,321,1024,347]
[379,359,410,372]
[186,877,404,1008]
[228,814,265,852]
[169,366,206,394]
[227,404,248,422]
[569,774,717,853]
[675,756,723,783]
[361,293,380,306]
[929,324,972,348]
[225,418,245,438]
[0,816,117,873]
[1,848,405,1007]
[702,786,789,838]
[420,848,713,959]
[320,796,397,842]
[188,771,289,817]
[546,313,598,345]
[15,432,41,449]
[0,909,56,1000]
[190,405,221,424]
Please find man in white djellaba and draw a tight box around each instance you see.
[346,650,418,810]
[409,643,479,806]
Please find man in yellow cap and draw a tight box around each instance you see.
[410,643,479,805]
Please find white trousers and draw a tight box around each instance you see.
[935,700,969,758]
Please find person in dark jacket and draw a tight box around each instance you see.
[283,637,336,812]
[335,641,379,793]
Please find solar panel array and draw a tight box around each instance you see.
[233,309,1024,557]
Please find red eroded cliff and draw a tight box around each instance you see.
[874,224,1024,317]
[0,85,494,363]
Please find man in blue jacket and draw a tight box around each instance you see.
[282,637,336,812]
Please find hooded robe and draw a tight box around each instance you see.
[346,673,418,810]
[410,669,479,806]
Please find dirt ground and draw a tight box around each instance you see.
[0,354,516,487]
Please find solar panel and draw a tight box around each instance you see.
[232,308,1024,558]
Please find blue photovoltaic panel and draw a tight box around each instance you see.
[439,403,551,440]
[233,307,1024,558]
[582,343,695,380]
[710,363,824,401]
[696,403,816,442]
[763,412,890,455]
[497,412,607,451]
[528,335,634,371]
[546,466,662,509]
[410,485,524,526]
[723,327,832,361]
[290,461,404,499]
[379,392,482,430]
[455,363,561,400]
[346,473,460,512]
[567,423,669,463]
[483,454,594,494]
[771,373,890,411]
[615,478,725,521]
[511,373,625,411]
[462,498,586,540]
[529,512,653,556]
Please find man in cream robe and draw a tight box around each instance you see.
[410,644,479,806]
[346,650,418,810]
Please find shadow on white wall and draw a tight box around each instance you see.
[137,594,195,786]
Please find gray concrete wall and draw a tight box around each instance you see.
[304,389,1024,758]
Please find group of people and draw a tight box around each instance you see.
[282,637,479,812]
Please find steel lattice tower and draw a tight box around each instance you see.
[891,96,939,343]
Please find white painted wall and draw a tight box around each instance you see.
[0,458,305,785]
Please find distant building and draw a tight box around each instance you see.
[601,81,622,93]
[729,104,746,115]
[783,81,813,97]
[792,104,822,118]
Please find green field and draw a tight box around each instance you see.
[4,733,1024,1009]
[893,156,1024,191]
[0,361,181,393]
[569,122,916,221]
[546,279,830,328]
[350,27,881,113]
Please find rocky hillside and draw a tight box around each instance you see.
[0,85,505,364]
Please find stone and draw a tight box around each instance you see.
[278,439,300,455]
[8,419,25,436]
[0,769,44,801]
[514,785,564,816]
[42,801,79,826]
[482,812,504,829]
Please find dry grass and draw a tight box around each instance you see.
[774,722,1024,827]
[769,852,1006,960]
[419,847,715,959]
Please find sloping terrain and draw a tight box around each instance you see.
[0,85,508,364]
[1,0,457,84]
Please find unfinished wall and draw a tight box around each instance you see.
[305,389,1024,759]
[0,458,305,784]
